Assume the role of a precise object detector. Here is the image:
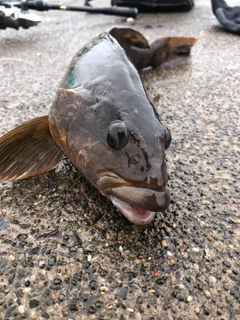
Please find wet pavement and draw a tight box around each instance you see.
[0,0,239,319]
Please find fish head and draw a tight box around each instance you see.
[50,86,171,225]
[96,104,172,226]
[49,33,171,225]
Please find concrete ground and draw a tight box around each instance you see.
[0,0,239,319]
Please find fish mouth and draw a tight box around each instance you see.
[109,195,156,225]
[97,173,170,225]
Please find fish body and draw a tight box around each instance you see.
[0,27,196,225]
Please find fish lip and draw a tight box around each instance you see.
[105,186,170,212]
[96,171,167,193]
[96,173,170,224]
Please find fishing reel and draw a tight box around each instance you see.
[0,0,138,30]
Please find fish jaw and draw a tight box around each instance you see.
[109,196,156,225]
[97,174,170,225]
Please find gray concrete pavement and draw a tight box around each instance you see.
[0,1,239,319]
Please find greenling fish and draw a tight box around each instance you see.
[0,27,196,225]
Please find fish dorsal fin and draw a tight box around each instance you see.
[109,27,150,49]
[0,116,63,181]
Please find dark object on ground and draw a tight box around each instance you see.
[0,0,137,30]
[111,0,194,12]
[211,0,240,34]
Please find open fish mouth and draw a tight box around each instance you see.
[109,196,156,225]
[97,174,170,225]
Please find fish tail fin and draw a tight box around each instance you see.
[167,37,197,57]
[0,116,63,181]
[151,36,197,67]
[108,27,196,70]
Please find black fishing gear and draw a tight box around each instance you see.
[211,0,240,34]
[0,0,138,29]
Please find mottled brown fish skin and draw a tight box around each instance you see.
[49,28,196,224]
[0,27,196,224]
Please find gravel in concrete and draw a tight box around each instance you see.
[0,0,239,319]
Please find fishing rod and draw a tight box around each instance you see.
[0,0,138,30]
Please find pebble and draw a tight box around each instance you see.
[204,248,211,259]
[48,256,56,266]
[153,93,161,102]
[18,305,25,314]
[223,260,231,268]
[134,258,141,264]
[29,275,36,282]
[139,306,144,314]
[100,285,108,292]
[18,253,25,260]
[194,307,200,314]
[209,276,217,284]
[25,280,30,287]
[204,290,211,298]
[29,299,39,308]
[132,283,140,289]
[107,304,113,310]
[57,183,68,191]
[88,306,97,314]
[95,301,103,308]
[161,240,168,247]
[7,255,15,262]
[51,293,57,301]
[149,289,156,294]
[62,307,68,317]
[134,312,142,320]
[30,310,36,319]
[58,294,65,301]
[187,296,193,302]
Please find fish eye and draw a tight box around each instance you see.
[164,126,171,150]
[107,121,129,150]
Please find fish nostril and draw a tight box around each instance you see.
[129,154,139,166]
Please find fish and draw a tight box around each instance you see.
[0,27,196,225]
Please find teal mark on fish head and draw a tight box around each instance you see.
[67,73,75,88]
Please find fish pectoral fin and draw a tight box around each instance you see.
[109,27,150,49]
[0,116,63,181]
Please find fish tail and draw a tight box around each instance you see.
[108,27,196,70]
[0,116,63,181]
[150,36,197,67]
[167,37,197,56]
